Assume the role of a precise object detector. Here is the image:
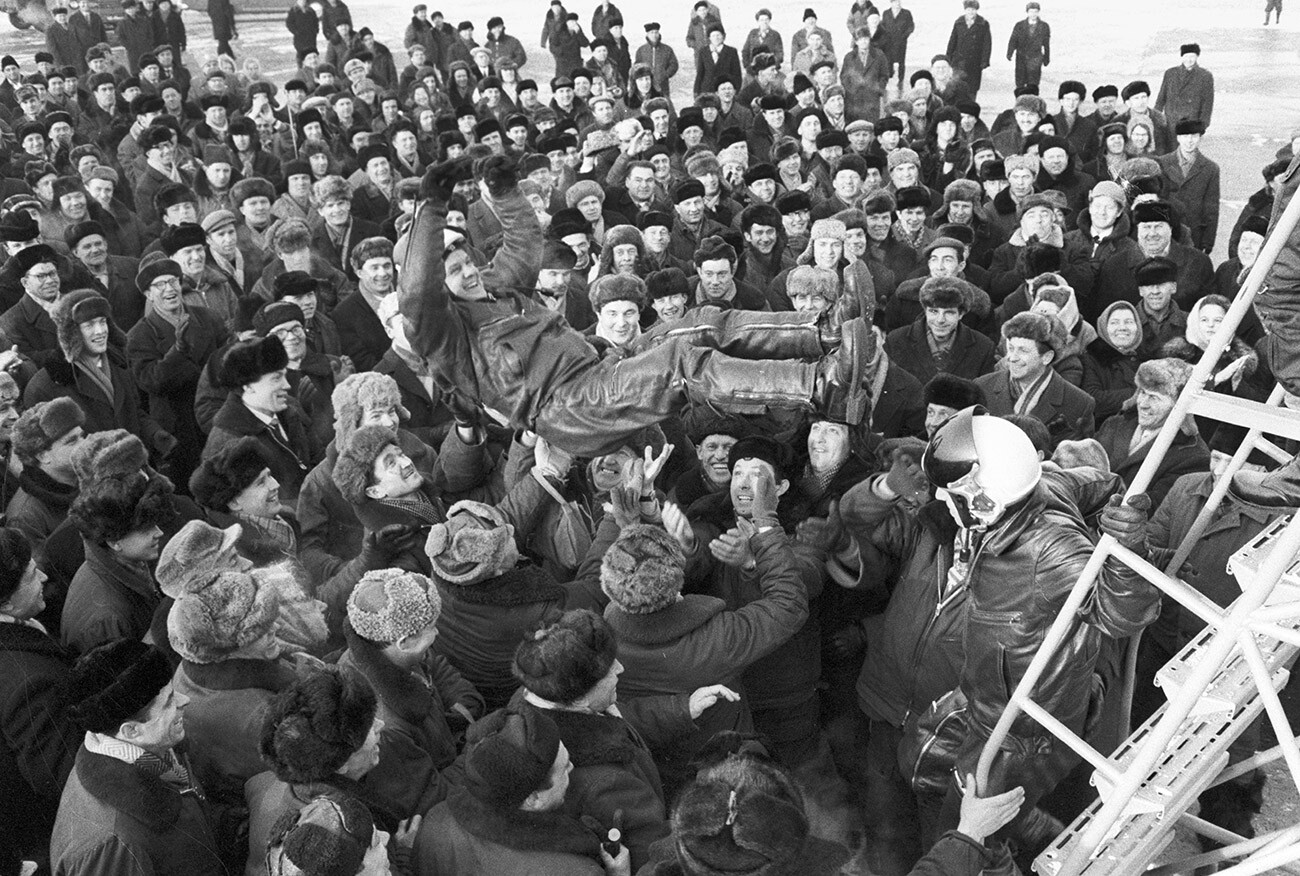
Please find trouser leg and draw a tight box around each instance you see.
[634,308,824,360]
[863,718,924,876]
[752,693,823,767]
[535,341,816,457]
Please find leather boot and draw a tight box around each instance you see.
[814,317,872,425]
[819,288,863,352]
[1230,453,1300,508]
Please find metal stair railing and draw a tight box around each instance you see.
[970,187,1300,876]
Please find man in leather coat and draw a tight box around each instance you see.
[394,156,875,458]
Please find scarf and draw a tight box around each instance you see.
[84,732,196,793]
[1010,367,1052,416]
[798,462,841,501]
[75,354,114,401]
[378,493,444,525]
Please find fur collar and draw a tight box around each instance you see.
[437,564,566,607]
[604,595,727,645]
[179,657,297,693]
[445,785,603,859]
[15,464,77,510]
[0,620,71,660]
[342,620,439,723]
[72,745,186,832]
[518,701,641,767]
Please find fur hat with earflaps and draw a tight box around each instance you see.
[65,639,173,733]
[167,567,281,664]
[189,436,271,513]
[331,372,410,449]
[53,288,113,363]
[424,500,518,585]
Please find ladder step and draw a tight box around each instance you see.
[1187,392,1300,443]
[1035,688,1272,876]
[1229,514,1300,602]
[1156,627,1295,717]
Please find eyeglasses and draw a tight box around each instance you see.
[272,324,306,338]
[26,269,59,282]
[149,278,182,291]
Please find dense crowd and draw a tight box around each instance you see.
[0,0,1297,874]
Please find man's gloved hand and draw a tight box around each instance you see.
[421,157,469,202]
[747,468,781,523]
[882,438,928,498]
[365,524,422,563]
[826,624,867,663]
[475,155,519,199]
[441,388,483,430]
[533,435,574,481]
[1099,493,1152,551]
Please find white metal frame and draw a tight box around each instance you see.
[973,189,1300,876]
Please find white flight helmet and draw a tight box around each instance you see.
[921,406,1041,529]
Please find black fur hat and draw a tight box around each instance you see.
[217,335,288,389]
[924,373,985,410]
[189,436,270,512]
[259,666,378,784]
[512,609,618,703]
[66,640,174,733]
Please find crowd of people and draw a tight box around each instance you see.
[0,0,1297,874]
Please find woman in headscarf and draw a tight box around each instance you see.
[1083,122,1128,182]
[1031,282,1093,387]
[1082,300,1145,425]
[1125,119,1156,157]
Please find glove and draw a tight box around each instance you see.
[882,439,928,498]
[826,624,867,664]
[421,157,469,202]
[1098,494,1152,552]
[441,388,483,429]
[533,435,574,481]
[474,155,519,199]
[748,468,781,522]
[365,524,422,563]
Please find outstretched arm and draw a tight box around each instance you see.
[396,195,479,398]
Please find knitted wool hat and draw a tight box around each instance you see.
[512,609,617,704]
[156,519,242,598]
[462,707,562,809]
[424,500,519,585]
[887,147,920,172]
[347,568,440,643]
[924,373,985,410]
[1136,357,1193,400]
[217,335,288,389]
[260,667,378,784]
[266,793,375,876]
[330,372,409,448]
[786,265,838,303]
[564,179,604,209]
[53,289,113,363]
[589,273,648,312]
[601,523,685,614]
[70,429,148,489]
[65,640,174,733]
[168,568,280,664]
[12,398,85,465]
[189,436,270,513]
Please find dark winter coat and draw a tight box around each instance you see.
[606,528,808,794]
[6,466,77,571]
[516,700,668,871]
[61,541,161,656]
[49,745,225,876]
[1095,410,1210,511]
[975,367,1096,447]
[332,289,390,372]
[1155,63,1215,128]
[285,4,319,54]
[0,623,79,868]
[1091,241,1215,320]
[945,15,991,76]
[339,622,485,819]
[871,359,927,439]
[414,787,605,875]
[1158,149,1221,252]
[201,393,315,509]
[1081,336,1142,425]
[693,44,741,96]
[839,45,890,121]
[885,317,997,385]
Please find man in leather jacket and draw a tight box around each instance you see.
[919,407,1160,865]
[394,156,876,458]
